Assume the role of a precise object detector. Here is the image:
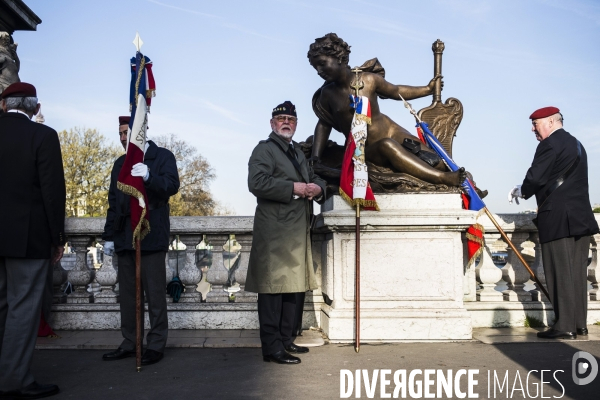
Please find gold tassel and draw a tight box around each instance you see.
[338,188,380,211]
[117,182,151,248]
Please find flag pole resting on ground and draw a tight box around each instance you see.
[355,204,360,353]
[117,32,156,371]
[397,93,550,301]
[340,68,380,352]
[135,238,142,371]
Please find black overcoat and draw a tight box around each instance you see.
[0,112,66,258]
[521,128,599,243]
[102,140,179,253]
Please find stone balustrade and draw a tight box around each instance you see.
[469,212,600,327]
[49,212,600,331]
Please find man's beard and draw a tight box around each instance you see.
[274,127,295,140]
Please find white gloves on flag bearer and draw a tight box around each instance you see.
[131,162,150,181]
[508,184,523,204]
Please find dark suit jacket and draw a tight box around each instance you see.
[0,112,66,258]
[102,140,179,253]
[521,128,599,243]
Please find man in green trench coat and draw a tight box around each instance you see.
[246,101,327,364]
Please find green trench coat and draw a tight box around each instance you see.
[245,132,327,294]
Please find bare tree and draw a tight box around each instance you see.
[153,134,227,216]
[58,127,121,217]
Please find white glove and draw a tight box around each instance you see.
[103,241,115,257]
[508,185,523,205]
[131,163,150,181]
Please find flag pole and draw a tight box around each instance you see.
[483,208,550,300]
[135,238,142,372]
[355,203,360,353]
[396,92,550,301]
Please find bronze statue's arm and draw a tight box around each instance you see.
[373,74,440,101]
[311,119,333,162]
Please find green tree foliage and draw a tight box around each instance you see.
[58,129,224,217]
[152,134,227,216]
[58,127,121,217]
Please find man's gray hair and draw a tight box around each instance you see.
[4,96,38,113]
[552,113,563,124]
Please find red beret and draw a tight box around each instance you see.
[529,106,560,120]
[119,116,131,126]
[1,82,37,99]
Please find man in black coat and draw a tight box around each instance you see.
[509,106,599,339]
[0,82,64,398]
[102,116,179,365]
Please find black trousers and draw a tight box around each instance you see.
[257,292,304,356]
[541,235,590,332]
[117,251,168,352]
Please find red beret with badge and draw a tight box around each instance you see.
[119,116,131,126]
[1,82,37,99]
[529,106,561,120]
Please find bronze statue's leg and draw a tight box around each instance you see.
[366,138,464,186]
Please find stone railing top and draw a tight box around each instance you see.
[65,216,254,237]
[63,213,600,237]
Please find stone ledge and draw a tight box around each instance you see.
[465,301,600,328]
[49,302,323,330]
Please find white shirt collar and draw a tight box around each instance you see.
[7,109,30,118]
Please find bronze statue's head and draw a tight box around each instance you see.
[307,33,351,66]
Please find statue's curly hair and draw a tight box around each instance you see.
[307,33,351,65]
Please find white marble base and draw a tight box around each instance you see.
[49,302,321,330]
[317,193,475,342]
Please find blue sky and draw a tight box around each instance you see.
[15,0,600,215]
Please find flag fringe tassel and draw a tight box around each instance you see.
[117,181,151,248]
[339,187,380,211]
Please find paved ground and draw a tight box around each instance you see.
[29,327,600,400]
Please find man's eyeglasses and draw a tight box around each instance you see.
[274,116,297,123]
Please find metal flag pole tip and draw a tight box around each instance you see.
[133,32,143,52]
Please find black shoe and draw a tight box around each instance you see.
[285,343,309,354]
[537,329,576,339]
[263,350,301,364]
[577,328,588,336]
[141,349,164,366]
[0,381,59,399]
[102,347,135,361]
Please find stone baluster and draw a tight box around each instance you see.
[165,244,175,283]
[87,246,102,295]
[476,234,503,301]
[233,234,257,303]
[529,231,548,302]
[94,239,119,303]
[178,234,203,303]
[588,235,599,301]
[165,250,174,303]
[501,231,532,301]
[52,259,67,304]
[66,236,94,303]
[205,234,230,302]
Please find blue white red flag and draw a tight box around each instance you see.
[416,121,485,264]
[117,51,154,247]
[416,122,485,211]
[339,95,379,211]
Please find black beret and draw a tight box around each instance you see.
[272,100,297,118]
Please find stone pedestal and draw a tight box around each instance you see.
[316,194,474,342]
